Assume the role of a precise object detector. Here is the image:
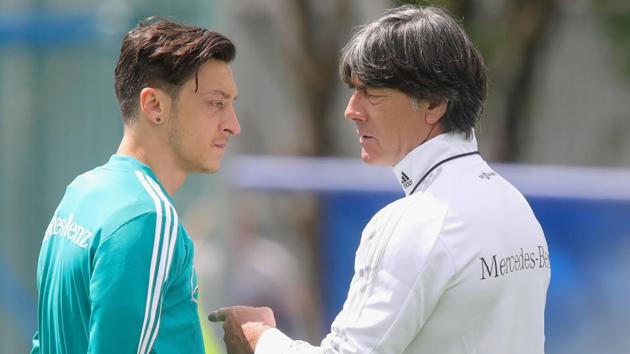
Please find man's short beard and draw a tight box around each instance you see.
[166,100,197,172]
[167,98,182,151]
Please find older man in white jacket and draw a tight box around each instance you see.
[210,5,551,354]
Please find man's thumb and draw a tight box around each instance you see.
[208,308,229,322]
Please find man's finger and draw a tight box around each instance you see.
[208,308,230,322]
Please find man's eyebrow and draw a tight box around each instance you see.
[204,89,235,99]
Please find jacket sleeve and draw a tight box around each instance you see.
[256,202,454,354]
[88,211,180,354]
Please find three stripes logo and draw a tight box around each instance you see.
[400,172,413,189]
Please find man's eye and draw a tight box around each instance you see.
[364,91,385,104]
[208,101,224,109]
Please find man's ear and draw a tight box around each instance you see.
[139,87,169,125]
[425,100,448,125]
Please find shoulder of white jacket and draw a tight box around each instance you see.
[364,192,450,245]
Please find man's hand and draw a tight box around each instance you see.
[208,306,276,354]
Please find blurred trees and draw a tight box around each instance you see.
[597,0,630,78]
[279,0,354,156]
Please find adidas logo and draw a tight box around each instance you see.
[401,172,413,189]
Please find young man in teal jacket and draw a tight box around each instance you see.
[32,17,240,354]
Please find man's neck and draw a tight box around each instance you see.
[116,130,187,196]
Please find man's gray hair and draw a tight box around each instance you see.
[340,5,487,137]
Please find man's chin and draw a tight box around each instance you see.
[195,160,221,174]
[361,151,388,166]
[202,164,220,174]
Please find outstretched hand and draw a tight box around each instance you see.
[208,306,276,354]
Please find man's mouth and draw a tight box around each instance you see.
[359,135,374,143]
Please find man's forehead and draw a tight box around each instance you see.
[193,60,238,96]
[196,79,238,100]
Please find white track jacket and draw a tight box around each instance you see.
[256,131,551,354]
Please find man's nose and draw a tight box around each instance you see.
[223,106,241,136]
[344,92,367,122]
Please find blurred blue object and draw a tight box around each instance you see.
[0,11,98,46]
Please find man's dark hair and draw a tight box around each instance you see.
[340,5,487,136]
[114,17,236,122]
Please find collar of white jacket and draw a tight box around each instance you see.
[393,129,478,196]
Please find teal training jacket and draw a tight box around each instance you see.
[32,155,204,354]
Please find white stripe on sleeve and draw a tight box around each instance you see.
[135,172,173,354]
[145,176,180,352]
